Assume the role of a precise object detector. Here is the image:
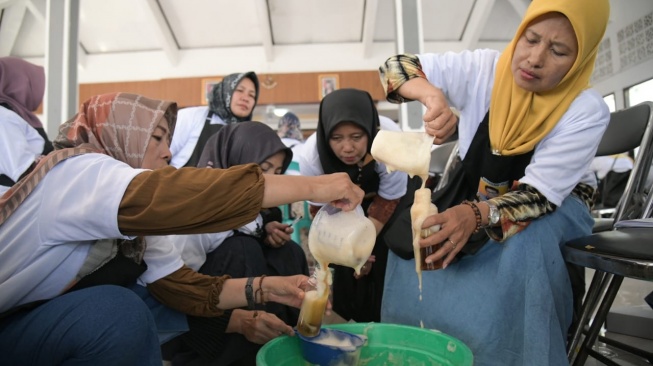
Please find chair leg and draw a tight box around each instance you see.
[572,274,624,366]
[597,333,653,362]
[568,271,609,360]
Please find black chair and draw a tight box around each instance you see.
[565,101,653,365]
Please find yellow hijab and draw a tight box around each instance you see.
[489,0,610,156]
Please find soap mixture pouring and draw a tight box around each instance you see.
[296,204,376,337]
[371,130,441,297]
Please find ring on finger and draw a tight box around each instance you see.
[448,238,457,250]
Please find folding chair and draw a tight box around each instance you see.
[565,101,653,365]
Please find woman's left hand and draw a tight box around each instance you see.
[419,204,478,268]
[264,221,292,247]
[263,275,333,313]
[353,255,376,279]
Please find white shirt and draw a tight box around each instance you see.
[590,155,633,179]
[139,215,262,285]
[299,116,408,203]
[139,231,234,285]
[0,106,44,195]
[0,154,144,312]
[418,49,610,206]
[169,106,227,168]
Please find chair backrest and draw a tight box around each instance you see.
[604,102,653,222]
[596,103,652,156]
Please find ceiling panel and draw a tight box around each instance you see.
[373,0,396,42]
[78,0,162,53]
[161,0,262,49]
[12,10,44,58]
[422,0,475,41]
[270,0,365,44]
[479,0,520,41]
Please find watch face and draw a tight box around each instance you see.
[489,205,500,224]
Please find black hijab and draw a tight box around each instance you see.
[197,121,292,172]
[316,88,380,182]
[208,72,260,123]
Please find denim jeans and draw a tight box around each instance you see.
[382,195,594,366]
[0,285,162,365]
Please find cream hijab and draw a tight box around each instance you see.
[489,0,610,156]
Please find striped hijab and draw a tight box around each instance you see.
[0,92,177,224]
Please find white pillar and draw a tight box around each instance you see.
[394,0,424,131]
[44,0,79,140]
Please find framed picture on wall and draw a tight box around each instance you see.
[201,77,223,105]
[318,74,339,99]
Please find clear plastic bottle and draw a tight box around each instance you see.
[296,266,331,337]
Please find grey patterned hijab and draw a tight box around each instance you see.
[208,72,259,124]
[197,121,292,173]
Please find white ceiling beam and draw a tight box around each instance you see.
[0,0,27,57]
[141,0,179,65]
[460,0,496,50]
[0,0,20,8]
[506,0,528,18]
[25,0,44,22]
[254,0,274,61]
[361,0,379,58]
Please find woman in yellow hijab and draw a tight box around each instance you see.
[378,0,610,364]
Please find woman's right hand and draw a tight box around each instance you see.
[239,310,294,344]
[312,173,364,211]
[396,78,457,144]
[421,88,457,145]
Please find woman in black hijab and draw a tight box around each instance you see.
[299,88,410,322]
[166,122,309,366]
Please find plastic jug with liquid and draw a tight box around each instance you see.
[371,130,434,182]
[308,204,377,274]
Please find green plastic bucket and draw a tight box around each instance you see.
[256,322,474,365]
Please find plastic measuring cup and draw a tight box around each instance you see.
[308,204,376,274]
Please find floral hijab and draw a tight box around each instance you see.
[208,72,259,124]
[1,93,177,224]
[0,57,45,129]
[197,121,292,173]
[316,88,379,182]
[277,112,304,142]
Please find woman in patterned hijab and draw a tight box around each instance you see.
[277,112,304,142]
[54,92,177,168]
[208,71,260,123]
[0,92,365,366]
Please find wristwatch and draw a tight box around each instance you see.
[486,201,500,227]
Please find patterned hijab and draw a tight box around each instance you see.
[1,93,176,224]
[0,57,45,129]
[54,93,177,168]
[277,112,304,142]
[208,72,259,124]
[489,0,610,156]
[197,121,292,173]
[316,88,379,182]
